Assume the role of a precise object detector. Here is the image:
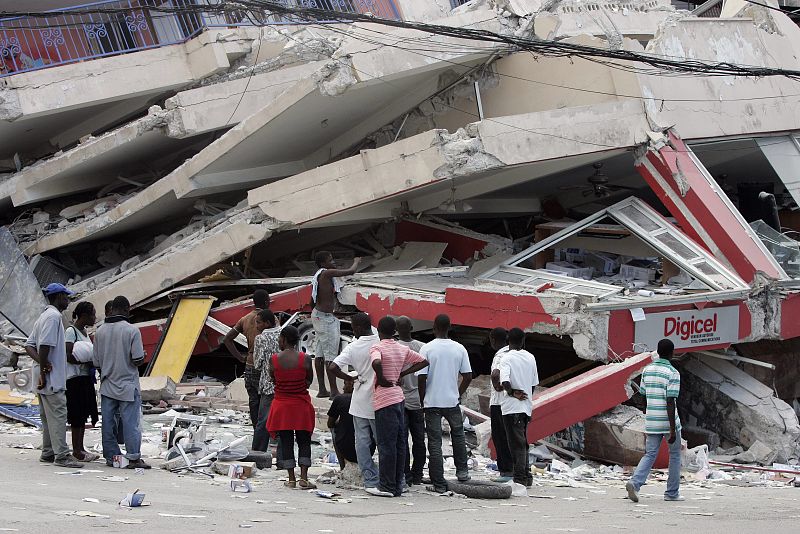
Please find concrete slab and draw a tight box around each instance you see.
[23,17,500,254]
[0,33,240,161]
[680,355,800,462]
[248,100,649,228]
[7,61,322,208]
[78,206,280,312]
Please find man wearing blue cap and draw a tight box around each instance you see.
[25,283,85,468]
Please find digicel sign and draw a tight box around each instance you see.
[634,306,739,351]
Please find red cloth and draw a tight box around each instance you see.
[266,352,315,436]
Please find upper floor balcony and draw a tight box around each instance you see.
[0,0,402,77]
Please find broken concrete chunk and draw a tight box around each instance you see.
[680,356,800,463]
[226,378,248,403]
[139,375,177,402]
[732,440,777,465]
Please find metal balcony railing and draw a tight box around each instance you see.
[0,0,401,78]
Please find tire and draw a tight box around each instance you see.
[446,479,513,499]
[296,318,351,356]
[297,320,315,356]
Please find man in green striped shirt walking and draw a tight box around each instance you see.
[626,339,684,502]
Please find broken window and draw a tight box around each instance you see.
[479,197,748,300]
[750,220,800,278]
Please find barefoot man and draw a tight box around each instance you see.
[310,251,360,398]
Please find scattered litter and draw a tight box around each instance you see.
[496,521,508,525]
[100,476,128,482]
[250,519,272,523]
[117,519,145,525]
[530,495,556,499]
[230,480,252,493]
[119,491,147,507]
[55,511,110,518]
[158,513,206,518]
[239,525,253,529]
[315,490,340,499]
[680,512,714,517]
[82,498,100,503]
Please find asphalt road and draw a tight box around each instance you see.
[1,438,799,534]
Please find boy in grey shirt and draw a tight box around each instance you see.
[396,316,426,486]
[92,296,149,469]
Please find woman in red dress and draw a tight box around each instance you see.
[266,325,317,489]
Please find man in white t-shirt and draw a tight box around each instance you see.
[328,313,381,492]
[488,327,513,483]
[418,314,473,494]
[498,327,539,487]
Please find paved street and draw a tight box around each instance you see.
[1,442,798,534]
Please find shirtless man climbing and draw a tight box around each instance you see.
[311,251,360,398]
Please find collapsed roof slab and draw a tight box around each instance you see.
[639,12,800,140]
[0,31,248,161]
[248,99,649,227]
[525,0,677,42]
[77,206,280,314]
[7,62,323,207]
[25,22,500,254]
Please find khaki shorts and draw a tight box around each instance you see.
[311,309,341,361]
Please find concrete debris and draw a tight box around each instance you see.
[139,376,178,403]
[680,356,800,463]
[312,56,358,97]
[433,127,506,179]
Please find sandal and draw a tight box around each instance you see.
[298,479,317,490]
[78,452,100,462]
[284,480,297,489]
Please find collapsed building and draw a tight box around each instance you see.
[3,0,800,465]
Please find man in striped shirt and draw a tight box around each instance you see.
[370,316,429,497]
[626,339,683,502]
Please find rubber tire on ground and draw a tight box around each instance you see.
[446,479,513,499]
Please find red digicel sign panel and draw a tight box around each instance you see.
[634,306,739,351]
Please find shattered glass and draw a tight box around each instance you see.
[750,220,800,278]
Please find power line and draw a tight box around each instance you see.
[4,0,800,80]
[321,23,800,104]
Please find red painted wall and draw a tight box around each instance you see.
[394,220,491,264]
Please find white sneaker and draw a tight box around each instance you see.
[664,494,685,501]
[365,486,393,497]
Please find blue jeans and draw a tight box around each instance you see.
[404,408,426,484]
[630,431,682,498]
[353,415,379,488]
[101,391,142,461]
[375,401,406,496]
[253,393,273,452]
[425,406,470,492]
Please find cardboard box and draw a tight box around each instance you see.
[621,262,656,281]
[545,261,594,280]
[216,461,256,479]
[555,248,585,264]
[112,454,129,469]
[583,252,620,276]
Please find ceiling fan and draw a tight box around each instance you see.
[558,163,639,198]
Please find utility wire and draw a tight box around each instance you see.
[319,22,800,104]
[4,0,800,80]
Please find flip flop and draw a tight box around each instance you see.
[284,480,297,489]
[79,452,100,462]
[298,479,317,490]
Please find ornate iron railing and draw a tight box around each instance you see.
[0,0,401,78]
